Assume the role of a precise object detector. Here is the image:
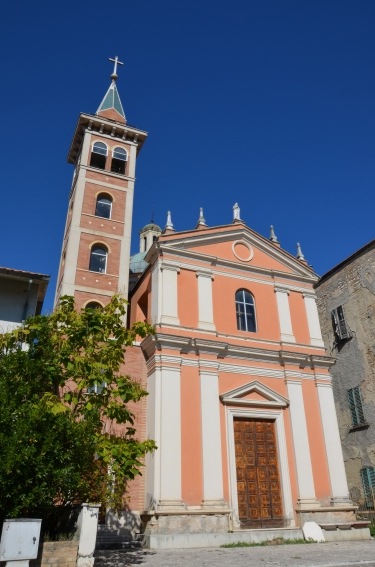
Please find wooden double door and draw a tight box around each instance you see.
[234,418,284,528]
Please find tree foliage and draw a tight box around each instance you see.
[0,295,155,523]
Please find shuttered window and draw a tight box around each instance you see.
[360,467,375,508]
[347,386,365,426]
[331,305,349,340]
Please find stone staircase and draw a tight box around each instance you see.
[95,524,142,550]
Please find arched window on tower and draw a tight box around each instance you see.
[85,301,103,310]
[235,289,256,332]
[95,193,112,219]
[89,245,108,273]
[111,147,127,174]
[90,142,108,170]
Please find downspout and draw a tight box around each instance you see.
[22,279,33,321]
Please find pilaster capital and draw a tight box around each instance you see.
[160,260,180,273]
[274,285,290,295]
[196,268,214,280]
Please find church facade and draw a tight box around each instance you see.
[56,60,368,547]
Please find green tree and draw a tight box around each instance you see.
[0,295,155,524]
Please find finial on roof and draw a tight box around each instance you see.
[109,55,124,82]
[296,242,305,260]
[270,225,278,243]
[196,207,207,227]
[165,210,175,231]
[233,202,241,222]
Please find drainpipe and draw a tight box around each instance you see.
[22,279,33,321]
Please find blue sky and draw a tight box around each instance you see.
[1,0,374,312]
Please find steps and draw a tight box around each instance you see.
[95,524,142,550]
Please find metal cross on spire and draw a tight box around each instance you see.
[109,56,124,81]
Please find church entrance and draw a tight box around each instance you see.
[234,418,284,528]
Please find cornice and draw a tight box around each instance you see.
[141,333,335,370]
[67,112,148,164]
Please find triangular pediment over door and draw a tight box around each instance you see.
[220,380,289,408]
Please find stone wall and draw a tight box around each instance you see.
[315,242,375,503]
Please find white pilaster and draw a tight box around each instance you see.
[159,262,180,326]
[145,368,161,506]
[197,270,215,332]
[200,369,224,504]
[286,379,319,508]
[303,292,325,347]
[150,263,161,325]
[159,366,183,506]
[316,382,351,504]
[275,287,296,343]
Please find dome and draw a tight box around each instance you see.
[129,251,148,274]
[140,223,162,234]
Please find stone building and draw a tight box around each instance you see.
[315,240,375,508]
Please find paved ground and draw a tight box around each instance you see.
[94,540,375,567]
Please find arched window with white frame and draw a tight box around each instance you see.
[89,245,108,274]
[90,141,108,170]
[95,193,112,219]
[111,146,127,174]
[235,289,256,332]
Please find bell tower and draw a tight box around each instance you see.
[55,57,147,309]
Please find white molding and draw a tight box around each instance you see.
[232,240,254,262]
[226,407,294,528]
[141,333,335,372]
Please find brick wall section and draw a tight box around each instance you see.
[28,541,78,567]
[121,345,149,511]
[81,182,126,223]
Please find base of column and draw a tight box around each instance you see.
[156,500,185,510]
[297,498,321,509]
[198,322,216,332]
[281,333,296,343]
[201,499,229,509]
[330,496,353,506]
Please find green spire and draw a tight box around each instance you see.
[96,82,126,118]
[96,56,126,122]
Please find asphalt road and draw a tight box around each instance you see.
[94,540,375,567]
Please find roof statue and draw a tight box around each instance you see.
[270,225,279,243]
[296,242,305,260]
[196,207,207,228]
[165,210,175,231]
[233,202,241,222]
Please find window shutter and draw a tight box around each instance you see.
[353,386,365,424]
[361,467,375,508]
[348,388,357,425]
[337,306,349,339]
[331,306,349,340]
[331,309,339,336]
[348,386,365,426]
